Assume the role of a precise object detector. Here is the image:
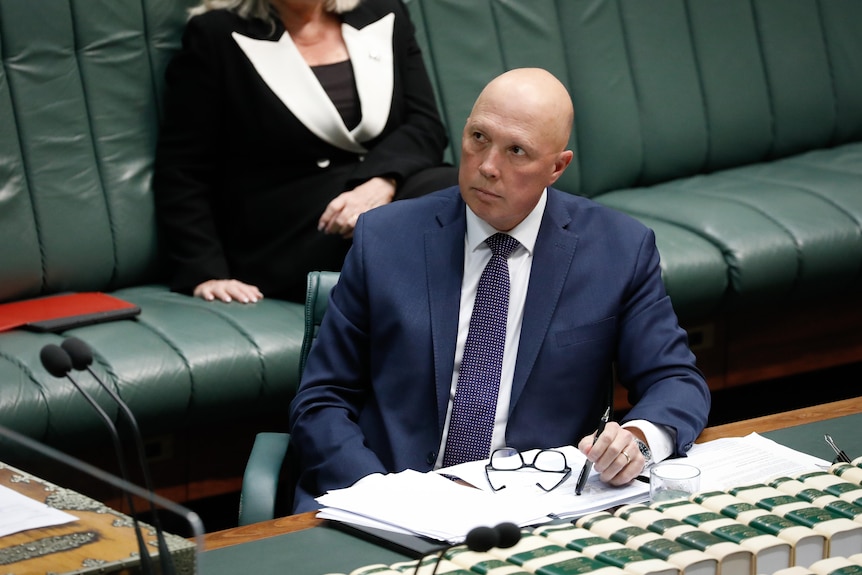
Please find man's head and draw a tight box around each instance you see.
[459,68,574,232]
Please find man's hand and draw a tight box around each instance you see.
[318,177,397,238]
[578,421,645,486]
[193,279,263,303]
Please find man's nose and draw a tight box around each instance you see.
[478,148,501,179]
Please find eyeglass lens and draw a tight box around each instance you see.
[486,448,570,492]
[490,448,567,472]
[532,450,567,473]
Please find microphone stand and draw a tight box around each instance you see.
[62,337,175,574]
[40,344,155,574]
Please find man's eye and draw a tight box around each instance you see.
[511,146,525,156]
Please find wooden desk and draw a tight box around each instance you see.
[204,511,322,551]
[0,462,196,574]
[697,395,862,442]
[202,396,862,552]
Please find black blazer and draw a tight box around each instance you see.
[153,0,448,301]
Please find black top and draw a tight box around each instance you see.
[312,60,361,131]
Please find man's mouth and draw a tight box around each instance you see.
[473,186,500,199]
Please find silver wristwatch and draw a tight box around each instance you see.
[635,438,653,465]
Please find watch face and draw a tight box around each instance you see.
[636,439,651,460]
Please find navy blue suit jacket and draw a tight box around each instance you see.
[289,186,710,512]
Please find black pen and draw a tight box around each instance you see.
[825,434,852,464]
[576,407,610,495]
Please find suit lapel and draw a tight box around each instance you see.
[230,12,394,153]
[425,193,467,432]
[510,190,579,411]
[342,13,394,143]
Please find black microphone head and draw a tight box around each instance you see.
[494,522,521,549]
[465,525,499,552]
[40,344,73,378]
[61,337,94,371]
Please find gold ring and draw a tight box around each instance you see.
[621,451,631,464]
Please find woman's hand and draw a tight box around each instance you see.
[193,279,263,303]
[318,177,397,238]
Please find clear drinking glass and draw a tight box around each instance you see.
[649,462,701,502]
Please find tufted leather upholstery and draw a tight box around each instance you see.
[0,0,304,460]
[405,0,862,322]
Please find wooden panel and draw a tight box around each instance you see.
[680,293,862,392]
[723,295,862,386]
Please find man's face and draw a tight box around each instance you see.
[459,94,571,232]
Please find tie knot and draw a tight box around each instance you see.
[486,233,520,259]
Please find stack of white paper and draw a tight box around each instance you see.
[316,445,650,543]
[317,469,558,543]
[315,435,830,544]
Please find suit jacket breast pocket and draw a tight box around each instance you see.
[555,317,617,348]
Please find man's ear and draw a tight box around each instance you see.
[548,150,574,185]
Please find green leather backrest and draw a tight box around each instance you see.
[299,271,341,378]
[0,0,195,304]
[406,0,862,198]
[3,0,860,309]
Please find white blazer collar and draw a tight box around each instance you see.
[231,13,395,154]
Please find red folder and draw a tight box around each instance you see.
[0,292,141,333]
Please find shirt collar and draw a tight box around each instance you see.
[465,189,547,256]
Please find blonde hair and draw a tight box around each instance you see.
[189,0,363,23]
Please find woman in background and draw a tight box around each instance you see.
[154,0,454,303]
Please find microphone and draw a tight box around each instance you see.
[61,337,175,575]
[494,521,522,549]
[0,422,203,570]
[463,524,499,551]
[39,344,156,575]
[416,522,522,575]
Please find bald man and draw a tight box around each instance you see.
[289,68,710,512]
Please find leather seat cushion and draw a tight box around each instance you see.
[0,285,303,449]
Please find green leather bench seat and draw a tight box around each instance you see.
[622,217,729,320]
[0,0,304,465]
[0,286,304,450]
[405,0,862,322]
[599,142,862,315]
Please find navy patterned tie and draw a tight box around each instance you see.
[443,233,521,467]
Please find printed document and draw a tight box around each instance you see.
[0,484,77,538]
[683,432,830,491]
